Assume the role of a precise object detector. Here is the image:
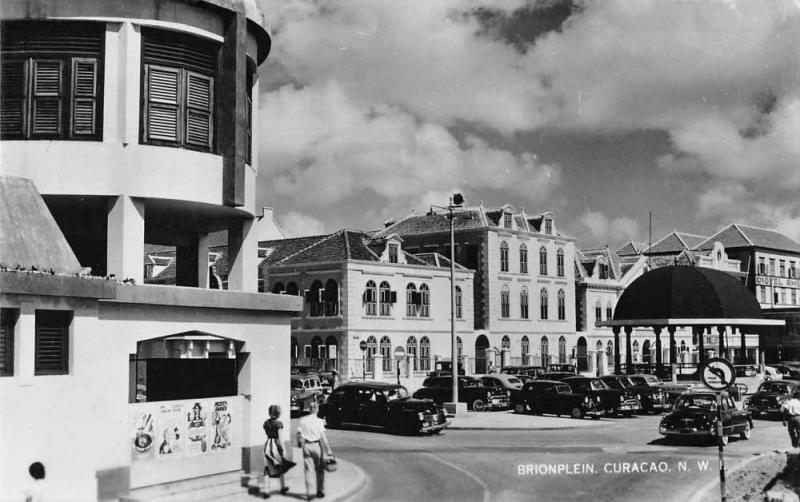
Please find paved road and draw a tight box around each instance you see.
[317,413,789,502]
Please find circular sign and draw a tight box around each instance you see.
[700,357,736,391]
[359,340,367,352]
[394,346,406,361]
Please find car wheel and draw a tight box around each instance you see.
[514,403,527,415]
[570,407,585,419]
[472,399,486,412]
[740,424,751,440]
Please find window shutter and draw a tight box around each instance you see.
[0,60,27,137]
[185,71,212,149]
[31,59,63,136]
[304,290,312,301]
[71,58,97,136]
[145,65,180,143]
[35,312,70,375]
[390,291,397,304]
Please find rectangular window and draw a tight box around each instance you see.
[792,289,797,305]
[504,213,512,229]
[1,22,103,140]
[545,219,553,235]
[35,310,71,375]
[304,345,312,358]
[780,260,786,277]
[520,300,528,319]
[769,259,776,275]
[758,257,766,274]
[760,286,767,303]
[388,244,399,263]
[1,309,18,377]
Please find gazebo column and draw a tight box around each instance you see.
[624,326,633,372]
[717,325,726,361]
[739,327,747,364]
[696,326,706,365]
[668,326,677,380]
[613,326,621,375]
[654,327,663,372]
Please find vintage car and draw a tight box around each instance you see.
[659,392,752,445]
[500,365,544,382]
[291,365,338,394]
[320,382,448,434]
[597,376,642,416]
[536,371,581,382]
[412,376,509,411]
[290,374,326,417]
[626,374,671,413]
[478,374,524,402]
[773,365,800,380]
[427,360,466,377]
[746,380,800,419]
[546,364,578,374]
[512,380,600,419]
[563,376,636,416]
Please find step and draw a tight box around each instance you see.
[126,471,245,502]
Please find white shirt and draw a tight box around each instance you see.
[782,398,800,417]
[297,414,326,442]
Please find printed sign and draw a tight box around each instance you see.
[211,400,232,451]
[185,401,210,456]
[700,357,736,391]
[131,410,156,462]
[156,402,185,459]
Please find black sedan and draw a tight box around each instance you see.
[321,382,448,434]
[659,392,751,445]
[746,380,800,419]
[413,376,509,411]
[512,380,600,419]
[535,372,577,382]
[598,375,643,415]
[627,374,672,412]
[563,376,637,416]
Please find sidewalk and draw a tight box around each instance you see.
[230,447,367,502]
[448,410,614,430]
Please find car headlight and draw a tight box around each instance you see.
[619,395,624,403]
[507,390,511,397]
[584,397,589,403]
[596,396,601,402]
[636,394,641,400]
[418,412,425,421]
[291,395,297,403]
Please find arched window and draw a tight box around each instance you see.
[501,286,510,318]
[324,279,339,316]
[407,336,418,371]
[521,336,529,363]
[520,244,528,274]
[540,288,549,320]
[309,280,324,317]
[286,282,299,295]
[520,287,529,319]
[364,280,377,315]
[420,336,431,371]
[596,340,603,352]
[311,336,322,361]
[539,246,548,275]
[606,302,613,322]
[457,336,463,358]
[455,286,463,318]
[606,340,613,360]
[557,289,566,320]
[325,335,338,371]
[502,336,511,359]
[419,284,430,317]
[500,241,509,272]
[558,336,566,364]
[365,335,378,372]
[595,300,602,323]
[379,281,392,316]
[406,283,417,317]
[271,282,285,294]
[680,340,687,353]
[632,340,640,353]
[556,249,565,277]
[541,336,549,367]
[380,336,392,371]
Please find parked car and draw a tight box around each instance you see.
[412,376,509,411]
[598,376,642,416]
[773,365,800,379]
[626,374,671,413]
[427,360,465,377]
[291,365,338,394]
[562,376,635,416]
[501,365,544,382]
[478,374,524,403]
[320,382,448,434]
[745,380,800,419]
[512,380,600,419]
[535,372,578,382]
[290,374,325,417]
[546,364,578,374]
[659,392,752,445]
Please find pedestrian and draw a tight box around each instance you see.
[263,404,292,498]
[781,390,800,448]
[25,462,45,502]
[296,401,334,500]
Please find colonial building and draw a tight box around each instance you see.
[379,204,577,373]
[0,2,299,500]
[259,229,475,387]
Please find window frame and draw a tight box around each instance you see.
[364,280,377,316]
[419,284,430,317]
[500,241,509,272]
[520,287,529,319]
[540,288,549,320]
[558,289,566,320]
[520,244,528,274]
[556,249,565,277]
[34,310,71,376]
[500,286,510,318]
[455,286,463,319]
[1,308,18,377]
[539,246,548,275]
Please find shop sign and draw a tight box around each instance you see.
[755,275,799,288]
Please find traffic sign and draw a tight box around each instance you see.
[359,340,367,352]
[700,357,736,391]
[394,346,406,361]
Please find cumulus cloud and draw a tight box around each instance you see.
[278,211,327,237]
[578,209,640,246]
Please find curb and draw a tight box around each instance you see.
[329,459,368,502]
[687,451,784,502]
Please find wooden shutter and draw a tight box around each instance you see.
[31,59,62,136]
[145,65,180,142]
[185,71,213,149]
[0,60,27,137]
[71,58,97,136]
[0,309,14,376]
[35,311,70,375]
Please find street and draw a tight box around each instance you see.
[307,413,789,502]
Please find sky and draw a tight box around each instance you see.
[253,0,800,249]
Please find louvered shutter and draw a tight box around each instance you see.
[0,60,27,137]
[35,312,70,375]
[145,65,180,143]
[71,58,97,136]
[185,71,213,149]
[0,313,12,376]
[31,59,63,136]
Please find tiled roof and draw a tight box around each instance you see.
[412,252,468,270]
[616,241,648,257]
[645,231,707,255]
[576,247,621,280]
[696,224,800,253]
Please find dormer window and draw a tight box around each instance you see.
[598,263,609,280]
[544,218,553,235]
[388,243,399,263]
[504,213,512,229]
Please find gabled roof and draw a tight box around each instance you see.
[0,176,83,275]
[575,247,621,281]
[696,224,800,253]
[616,241,648,257]
[645,231,707,255]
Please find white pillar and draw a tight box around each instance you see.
[587,351,596,374]
[227,219,258,292]
[16,301,35,378]
[598,351,609,376]
[373,354,384,381]
[198,232,210,288]
[107,195,145,283]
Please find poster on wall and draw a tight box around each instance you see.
[156,402,185,460]
[130,409,156,463]
[185,400,210,456]
[211,400,232,451]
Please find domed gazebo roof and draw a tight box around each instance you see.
[605,265,778,327]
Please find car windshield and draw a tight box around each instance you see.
[386,387,409,400]
[507,377,522,386]
[459,377,481,387]
[758,382,792,394]
[291,380,303,389]
[675,395,716,411]
[590,380,609,391]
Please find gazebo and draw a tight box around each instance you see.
[598,265,784,376]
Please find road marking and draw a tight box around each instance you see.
[421,452,491,502]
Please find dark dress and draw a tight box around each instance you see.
[263,418,294,477]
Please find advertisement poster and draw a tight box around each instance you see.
[211,400,232,451]
[156,402,185,460]
[130,409,155,463]
[185,400,209,456]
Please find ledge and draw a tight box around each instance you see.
[0,271,117,299]
[104,284,302,312]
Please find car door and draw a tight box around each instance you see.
[724,395,745,433]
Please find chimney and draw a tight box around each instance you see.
[384,218,396,228]
[260,207,274,221]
